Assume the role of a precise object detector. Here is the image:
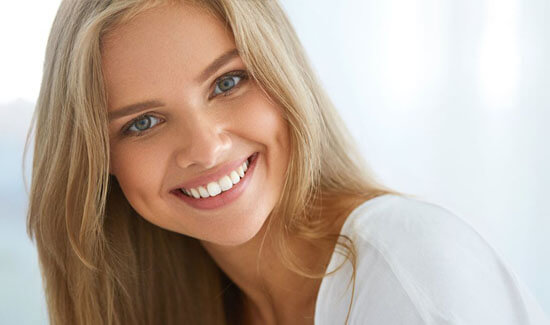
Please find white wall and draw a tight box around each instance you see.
[1,0,548,323]
[281,0,550,314]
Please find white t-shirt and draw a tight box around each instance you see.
[314,194,549,324]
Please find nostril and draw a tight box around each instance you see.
[173,121,232,170]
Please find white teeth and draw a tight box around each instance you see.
[198,186,210,198]
[207,182,222,196]
[181,156,255,199]
[237,166,244,177]
[229,171,240,184]
[190,188,200,199]
[218,176,233,191]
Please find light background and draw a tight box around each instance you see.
[1,0,548,323]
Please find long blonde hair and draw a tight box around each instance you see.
[26,0,404,324]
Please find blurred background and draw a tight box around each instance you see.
[1,0,548,323]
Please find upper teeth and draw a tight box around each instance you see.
[181,159,250,199]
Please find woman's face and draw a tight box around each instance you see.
[103,3,290,246]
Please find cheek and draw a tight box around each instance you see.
[236,90,290,152]
[110,139,168,207]
[235,91,291,194]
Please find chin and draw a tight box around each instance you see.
[203,212,270,247]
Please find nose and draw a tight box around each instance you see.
[174,113,231,170]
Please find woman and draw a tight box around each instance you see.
[26,0,548,324]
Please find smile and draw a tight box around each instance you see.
[180,157,251,198]
[171,152,259,210]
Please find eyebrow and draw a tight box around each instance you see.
[109,48,240,122]
[195,48,240,83]
[109,99,164,121]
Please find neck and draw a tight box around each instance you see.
[200,194,365,324]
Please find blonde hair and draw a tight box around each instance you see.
[25,0,405,324]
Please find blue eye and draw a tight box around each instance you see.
[124,114,162,135]
[212,72,247,97]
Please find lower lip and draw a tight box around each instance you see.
[172,153,259,210]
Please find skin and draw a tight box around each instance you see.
[103,3,354,324]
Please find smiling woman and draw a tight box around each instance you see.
[26,0,394,323]
[25,0,549,325]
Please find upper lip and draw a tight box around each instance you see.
[172,154,253,191]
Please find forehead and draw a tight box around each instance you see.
[101,3,235,110]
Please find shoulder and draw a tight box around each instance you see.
[315,194,549,325]
[344,193,495,270]
[344,193,474,244]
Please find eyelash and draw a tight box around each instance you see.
[209,70,249,99]
[122,114,164,137]
[121,70,249,137]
